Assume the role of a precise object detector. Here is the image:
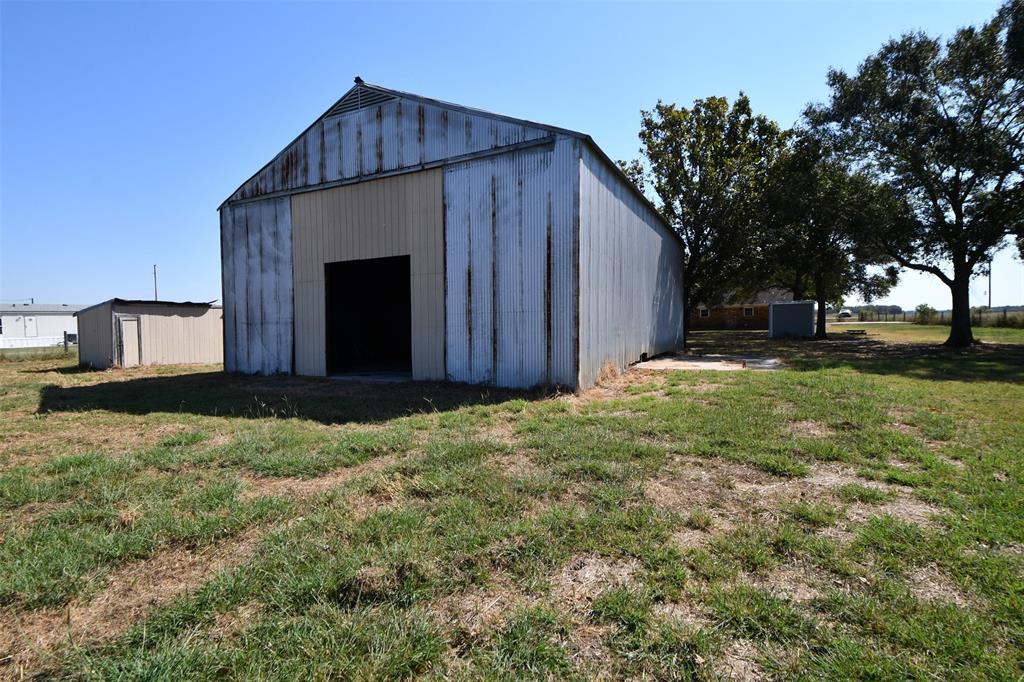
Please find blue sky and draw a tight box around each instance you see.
[2,0,1019,310]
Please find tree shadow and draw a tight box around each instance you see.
[687,330,1024,383]
[36,371,554,425]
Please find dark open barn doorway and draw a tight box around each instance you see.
[325,255,412,377]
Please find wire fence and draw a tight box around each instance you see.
[853,308,1024,328]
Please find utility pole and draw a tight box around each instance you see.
[153,265,159,301]
[988,262,992,309]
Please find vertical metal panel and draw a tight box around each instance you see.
[444,136,577,388]
[229,91,550,203]
[76,301,114,369]
[290,169,444,379]
[577,146,685,389]
[220,209,236,372]
[220,196,293,374]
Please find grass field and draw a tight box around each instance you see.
[828,322,1024,346]
[1,332,1022,679]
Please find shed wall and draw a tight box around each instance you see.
[111,305,224,365]
[220,196,294,374]
[290,169,445,378]
[77,302,114,369]
[444,137,578,388]
[769,302,815,338]
[577,147,684,388]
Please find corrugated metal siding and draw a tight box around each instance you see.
[444,137,578,388]
[110,305,224,365]
[577,146,684,388]
[228,92,550,203]
[290,169,445,379]
[219,197,293,374]
[76,302,114,369]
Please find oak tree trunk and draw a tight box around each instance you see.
[945,268,975,348]
[815,295,828,339]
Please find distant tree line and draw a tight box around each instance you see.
[621,0,1023,347]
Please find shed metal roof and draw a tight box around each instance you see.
[75,299,220,317]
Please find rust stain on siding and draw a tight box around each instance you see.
[545,194,553,385]
[417,105,426,164]
[375,106,384,174]
[465,203,473,375]
[490,174,498,380]
[318,125,326,185]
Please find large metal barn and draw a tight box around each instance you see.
[220,79,684,389]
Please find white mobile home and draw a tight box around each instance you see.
[0,304,83,349]
[220,80,685,389]
[76,299,223,369]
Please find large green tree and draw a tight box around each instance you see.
[621,94,784,343]
[808,1,1024,347]
[758,134,901,338]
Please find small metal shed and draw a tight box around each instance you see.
[768,301,815,338]
[75,299,223,369]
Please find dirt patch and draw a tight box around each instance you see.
[433,575,531,637]
[209,603,262,641]
[671,528,713,550]
[479,420,518,447]
[550,555,637,607]
[847,497,943,529]
[571,368,667,404]
[786,420,835,439]
[238,453,399,501]
[491,451,542,478]
[3,525,267,676]
[714,638,768,681]
[569,622,614,677]
[759,563,823,604]
[907,564,971,607]
[654,599,715,628]
[646,458,767,510]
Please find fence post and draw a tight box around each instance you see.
[63,331,68,353]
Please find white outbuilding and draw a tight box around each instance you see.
[0,303,83,349]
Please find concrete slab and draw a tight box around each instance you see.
[326,370,413,384]
[635,354,784,372]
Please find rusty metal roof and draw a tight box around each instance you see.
[220,80,673,235]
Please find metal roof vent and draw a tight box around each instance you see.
[327,85,397,117]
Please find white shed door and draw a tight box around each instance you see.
[24,316,38,337]
[120,318,140,367]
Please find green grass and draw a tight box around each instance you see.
[830,322,1024,345]
[1,330,1022,679]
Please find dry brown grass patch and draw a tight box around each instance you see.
[786,420,835,439]
[432,575,531,637]
[3,525,267,676]
[550,555,637,608]
[758,563,824,604]
[237,452,400,501]
[846,497,943,529]
[714,638,768,681]
[907,564,971,607]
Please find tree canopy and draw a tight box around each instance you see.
[622,94,785,341]
[757,133,900,337]
[808,1,1024,346]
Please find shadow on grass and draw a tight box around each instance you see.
[688,331,1024,383]
[37,371,553,424]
